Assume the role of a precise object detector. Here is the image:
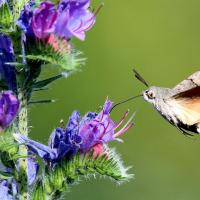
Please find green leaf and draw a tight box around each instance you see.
[0,171,13,179]
[0,132,20,168]
[33,87,49,92]
[29,99,55,105]
[0,2,13,29]
[0,133,18,156]
[33,74,63,89]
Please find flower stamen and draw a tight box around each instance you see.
[114,112,135,138]
[114,110,129,130]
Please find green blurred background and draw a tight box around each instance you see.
[30,0,200,199]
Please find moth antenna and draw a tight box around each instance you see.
[110,94,142,113]
[94,3,104,17]
[133,68,149,87]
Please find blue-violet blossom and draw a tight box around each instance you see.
[16,2,35,38]
[15,99,134,164]
[0,179,17,200]
[55,0,96,40]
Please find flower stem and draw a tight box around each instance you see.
[18,91,29,200]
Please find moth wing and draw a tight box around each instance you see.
[172,71,200,94]
[170,87,200,131]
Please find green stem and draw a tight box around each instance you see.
[18,91,29,200]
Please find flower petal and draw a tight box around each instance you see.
[32,2,58,39]
[28,156,39,185]
[0,91,19,130]
[55,0,95,40]
[14,133,57,162]
[0,180,13,200]
[66,110,80,133]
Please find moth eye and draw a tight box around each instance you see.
[147,91,155,99]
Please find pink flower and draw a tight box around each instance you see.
[79,99,134,152]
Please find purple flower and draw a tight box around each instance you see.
[31,0,95,41]
[59,0,90,11]
[79,99,134,152]
[0,91,19,131]
[55,0,95,40]
[0,34,17,92]
[32,2,58,39]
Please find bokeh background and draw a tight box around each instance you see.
[30,0,200,199]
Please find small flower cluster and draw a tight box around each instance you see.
[15,99,134,166]
[17,0,96,41]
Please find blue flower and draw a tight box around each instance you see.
[0,34,17,92]
[14,120,82,165]
[0,179,17,200]
[27,156,39,185]
[0,180,13,200]
[16,2,35,37]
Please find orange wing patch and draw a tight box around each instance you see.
[171,86,200,125]
[181,97,200,113]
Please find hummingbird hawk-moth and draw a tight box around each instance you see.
[133,69,200,136]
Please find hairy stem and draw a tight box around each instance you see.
[18,91,29,200]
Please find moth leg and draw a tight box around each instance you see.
[175,124,194,136]
[180,129,193,137]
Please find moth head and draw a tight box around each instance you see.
[143,86,159,104]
